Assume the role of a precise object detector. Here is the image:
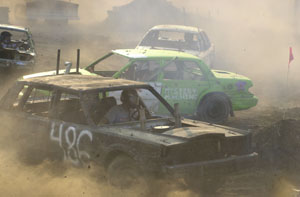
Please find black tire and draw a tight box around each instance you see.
[107,155,147,190]
[185,176,225,195]
[197,93,230,124]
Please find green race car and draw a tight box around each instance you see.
[23,49,257,123]
[84,49,258,123]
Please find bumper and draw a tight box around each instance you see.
[163,152,258,178]
[0,60,34,69]
[232,96,258,110]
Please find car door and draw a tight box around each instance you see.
[48,90,95,166]
[158,60,210,115]
[119,60,163,113]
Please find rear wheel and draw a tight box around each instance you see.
[197,94,230,124]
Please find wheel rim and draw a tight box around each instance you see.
[207,100,227,119]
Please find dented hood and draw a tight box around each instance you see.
[163,125,243,140]
[211,69,251,81]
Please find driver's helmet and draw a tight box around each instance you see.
[0,31,12,42]
[121,89,139,108]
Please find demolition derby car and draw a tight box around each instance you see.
[84,48,258,124]
[0,75,257,192]
[0,24,36,70]
[136,25,215,66]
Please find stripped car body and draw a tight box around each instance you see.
[136,25,215,66]
[0,24,36,70]
[0,75,257,190]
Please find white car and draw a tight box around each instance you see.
[137,25,215,67]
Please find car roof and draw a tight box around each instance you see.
[150,25,203,33]
[0,24,28,32]
[19,75,149,93]
[112,48,199,60]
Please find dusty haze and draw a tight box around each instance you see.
[1,0,300,196]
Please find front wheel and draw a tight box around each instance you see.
[107,155,148,190]
[185,175,225,195]
[197,94,230,124]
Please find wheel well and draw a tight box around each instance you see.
[104,150,132,170]
[199,92,234,116]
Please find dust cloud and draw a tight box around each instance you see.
[170,0,300,106]
[0,116,197,197]
[1,0,300,196]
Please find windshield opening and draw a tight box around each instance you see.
[83,87,173,126]
[0,29,32,51]
[140,30,200,51]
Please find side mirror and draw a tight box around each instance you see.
[64,61,72,74]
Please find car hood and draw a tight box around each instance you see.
[163,125,244,140]
[211,69,251,81]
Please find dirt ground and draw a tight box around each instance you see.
[1,18,300,197]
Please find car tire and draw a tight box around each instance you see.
[107,155,148,191]
[197,93,230,124]
[185,175,225,195]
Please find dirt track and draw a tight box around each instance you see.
[1,18,300,197]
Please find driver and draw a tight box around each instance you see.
[0,31,16,49]
[100,89,140,124]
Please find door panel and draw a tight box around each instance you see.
[159,60,210,115]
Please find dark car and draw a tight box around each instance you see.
[0,75,257,193]
[0,24,36,70]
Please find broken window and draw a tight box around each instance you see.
[121,60,161,82]
[51,92,87,125]
[163,60,204,80]
[16,86,53,117]
[140,30,201,51]
[198,32,211,51]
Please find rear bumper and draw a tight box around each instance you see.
[163,152,258,178]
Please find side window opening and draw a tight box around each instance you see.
[198,32,211,51]
[163,60,204,80]
[163,61,179,80]
[182,61,205,80]
[53,92,87,125]
[140,30,158,46]
[121,60,161,82]
[85,92,117,125]
[17,86,53,117]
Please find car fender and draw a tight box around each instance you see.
[103,143,140,169]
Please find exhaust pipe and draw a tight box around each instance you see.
[56,49,61,75]
[64,62,72,74]
[76,49,80,73]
